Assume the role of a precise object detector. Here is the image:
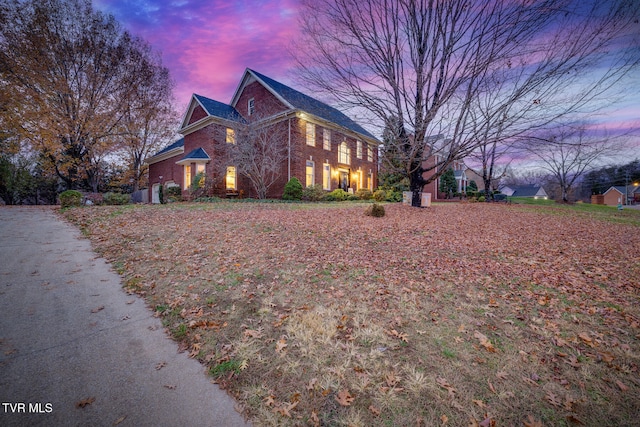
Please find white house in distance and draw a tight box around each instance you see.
[500,184,548,199]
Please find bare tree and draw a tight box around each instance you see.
[519,124,624,202]
[118,52,178,193]
[215,108,289,199]
[0,0,174,192]
[293,0,640,206]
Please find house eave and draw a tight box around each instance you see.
[145,147,185,165]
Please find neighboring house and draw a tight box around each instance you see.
[146,68,379,201]
[602,185,639,206]
[421,155,468,200]
[501,184,548,199]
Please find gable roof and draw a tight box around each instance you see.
[233,68,378,142]
[604,185,639,196]
[505,185,547,197]
[193,94,242,121]
[177,147,210,163]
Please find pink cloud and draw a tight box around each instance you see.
[94,0,300,108]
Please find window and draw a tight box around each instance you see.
[356,140,362,159]
[368,170,374,190]
[367,146,373,162]
[184,165,191,190]
[338,141,350,165]
[306,160,315,187]
[226,128,235,144]
[306,123,315,146]
[323,164,331,190]
[226,166,236,190]
[323,129,331,151]
[248,98,255,116]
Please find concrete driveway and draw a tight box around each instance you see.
[0,206,249,427]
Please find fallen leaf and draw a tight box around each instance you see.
[523,415,544,427]
[76,397,95,408]
[155,361,166,370]
[474,331,496,352]
[164,384,176,390]
[369,404,381,416]
[275,337,287,354]
[335,389,354,406]
[113,415,127,425]
[472,399,485,408]
[616,380,629,392]
[91,306,104,313]
[441,414,448,425]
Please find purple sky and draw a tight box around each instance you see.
[94,0,638,146]
[93,0,300,111]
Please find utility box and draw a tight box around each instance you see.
[402,191,412,206]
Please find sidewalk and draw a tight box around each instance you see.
[0,206,250,427]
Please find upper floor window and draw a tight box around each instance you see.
[248,98,255,116]
[356,140,362,159]
[338,141,350,165]
[226,128,235,144]
[323,129,331,151]
[306,123,315,146]
[367,146,373,162]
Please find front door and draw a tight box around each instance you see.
[339,169,350,191]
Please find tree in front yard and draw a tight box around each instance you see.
[438,168,457,198]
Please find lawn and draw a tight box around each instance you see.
[62,201,640,427]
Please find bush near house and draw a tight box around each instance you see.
[59,190,83,208]
[364,202,385,217]
[164,186,182,203]
[301,184,325,202]
[282,177,303,200]
[103,192,130,205]
[355,188,373,200]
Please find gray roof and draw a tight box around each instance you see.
[194,94,243,121]
[249,69,378,141]
[154,138,184,156]
[179,147,210,162]
[510,185,545,197]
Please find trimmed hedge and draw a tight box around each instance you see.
[282,177,303,200]
[59,190,82,208]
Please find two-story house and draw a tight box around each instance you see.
[146,69,379,202]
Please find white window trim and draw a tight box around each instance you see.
[306,123,316,146]
[323,163,331,190]
[306,160,315,187]
[323,129,331,151]
[356,140,362,159]
[248,98,255,116]
[226,166,237,190]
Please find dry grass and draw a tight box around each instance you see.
[63,201,640,426]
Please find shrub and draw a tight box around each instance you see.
[103,192,130,205]
[85,193,103,205]
[302,184,326,202]
[164,186,182,203]
[59,190,82,208]
[365,203,385,217]
[325,188,348,201]
[355,189,373,200]
[282,177,303,200]
[385,190,403,202]
[373,189,386,202]
[478,196,486,202]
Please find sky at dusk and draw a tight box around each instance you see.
[93,0,300,112]
[93,0,639,147]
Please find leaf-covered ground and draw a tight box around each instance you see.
[63,202,640,427]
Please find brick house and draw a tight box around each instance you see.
[146,69,379,201]
[602,185,639,206]
[421,156,468,200]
